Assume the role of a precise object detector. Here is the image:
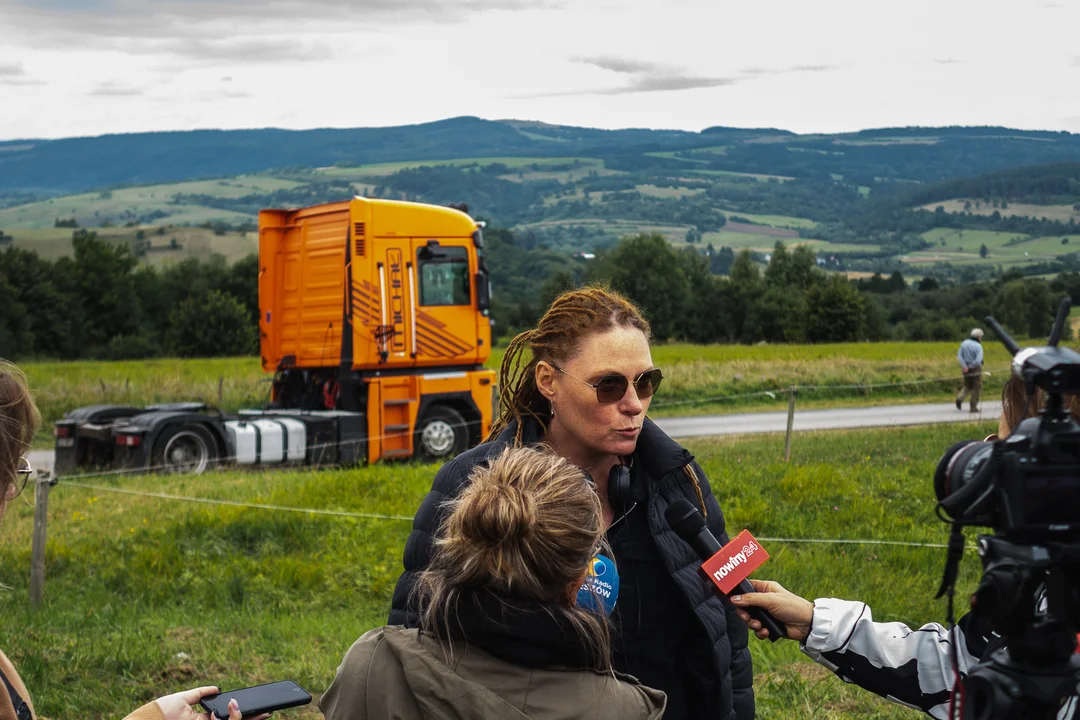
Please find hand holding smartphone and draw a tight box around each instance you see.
[200,680,311,720]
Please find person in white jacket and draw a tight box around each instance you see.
[731,579,1075,719]
[731,372,1080,719]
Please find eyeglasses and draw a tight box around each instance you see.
[552,364,663,405]
[5,456,33,501]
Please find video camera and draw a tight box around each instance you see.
[933,298,1080,720]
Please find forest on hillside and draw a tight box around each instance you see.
[4,119,1080,195]
[4,121,1080,298]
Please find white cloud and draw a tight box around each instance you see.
[89,82,145,97]
[0,61,25,77]
[0,0,1078,138]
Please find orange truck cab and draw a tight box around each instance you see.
[257,197,497,463]
[53,197,496,475]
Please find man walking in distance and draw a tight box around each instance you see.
[956,328,984,413]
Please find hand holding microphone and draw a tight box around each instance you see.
[665,499,788,642]
[730,579,813,642]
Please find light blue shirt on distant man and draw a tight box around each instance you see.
[958,335,983,373]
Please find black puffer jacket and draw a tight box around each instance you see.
[389,416,755,720]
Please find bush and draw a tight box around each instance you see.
[167,290,258,357]
[802,276,866,342]
[102,333,162,360]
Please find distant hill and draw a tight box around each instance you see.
[900,162,1080,209]
[0,117,699,195]
[4,118,1080,196]
[7,118,1080,284]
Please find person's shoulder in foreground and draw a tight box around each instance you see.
[320,626,666,720]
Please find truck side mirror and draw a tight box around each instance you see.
[475,272,491,315]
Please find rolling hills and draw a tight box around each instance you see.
[2,119,1080,278]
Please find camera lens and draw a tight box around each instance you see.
[934,441,992,500]
[933,441,998,523]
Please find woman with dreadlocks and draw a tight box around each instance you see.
[388,285,755,720]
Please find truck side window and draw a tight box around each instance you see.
[418,246,470,306]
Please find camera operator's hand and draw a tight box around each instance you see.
[730,579,814,642]
[153,686,271,720]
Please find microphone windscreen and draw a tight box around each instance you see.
[665,498,706,537]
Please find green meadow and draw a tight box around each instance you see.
[0,177,298,230]
[909,228,1080,267]
[2,226,258,265]
[20,342,1005,445]
[0,422,993,719]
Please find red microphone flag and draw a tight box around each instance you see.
[701,530,771,595]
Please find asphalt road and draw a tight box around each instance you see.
[653,400,1003,439]
[28,401,1000,477]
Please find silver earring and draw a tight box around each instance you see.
[550,400,555,417]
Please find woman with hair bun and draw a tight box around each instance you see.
[320,445,665,720]
[390,285,753,720]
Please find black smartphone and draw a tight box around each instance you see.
[200,680,311,719]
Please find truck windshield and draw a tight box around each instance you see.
[418,246,470,306]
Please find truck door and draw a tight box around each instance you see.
[408,239,479,366]
[373,240,412,364]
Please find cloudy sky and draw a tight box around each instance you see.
[1,0,1078,140]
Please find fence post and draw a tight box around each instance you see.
[29,474,51,608]
[784,386,797,462]
[218,376,224,406]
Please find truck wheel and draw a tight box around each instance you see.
[152,424,218,475]
[414,406,468,462]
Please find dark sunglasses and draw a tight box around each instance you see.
[5,456,32,501]
[552,364,664,404]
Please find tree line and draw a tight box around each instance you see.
[494,233,1076,345]
[2,227,1077,362]
[0,230,257,360]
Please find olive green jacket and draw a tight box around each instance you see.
[320,626,666,720]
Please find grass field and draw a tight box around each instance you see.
[0,422,992,718]
[701,229,874,254]
[645,150,710,163]
[634,184,705,199]
[910,228,1080,266]
[3,226,257,266]
[643,341,1012,417]
[0,177,298,230]
[499,165,621,183]
[800,240,884,253]
[702,229,791,250]
[834,137,940,146]
[20,342,1009,446]
[726,213,818,230]
[517,217,693,244]
[921,199,1080,223]
[23,358,267,445]
[688,169,796,182]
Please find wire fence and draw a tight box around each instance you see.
[52,476,956,549]
[21,372,990,605]
[43,369,1000,483]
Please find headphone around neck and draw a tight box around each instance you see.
[584,458,645,509]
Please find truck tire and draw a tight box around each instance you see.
[414,406,468,463]
[152,423,218,475]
